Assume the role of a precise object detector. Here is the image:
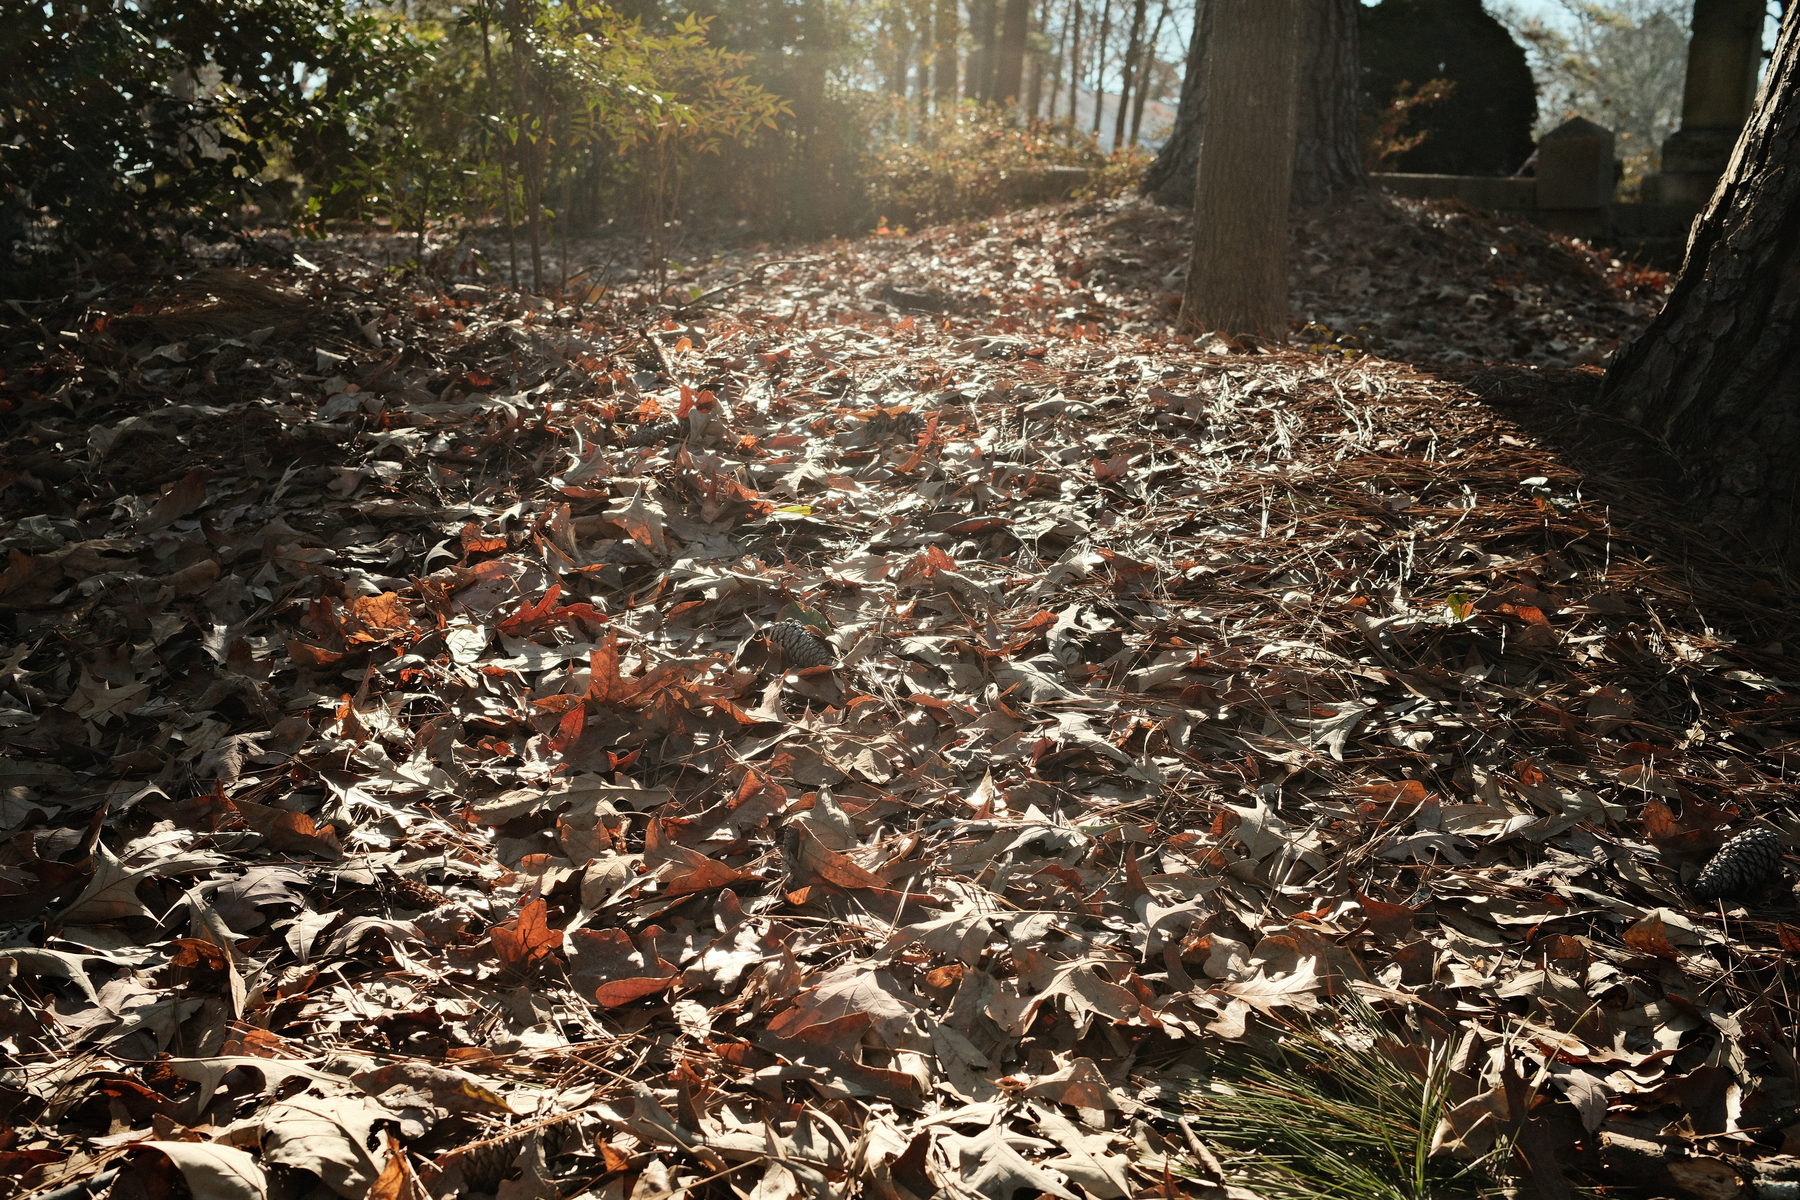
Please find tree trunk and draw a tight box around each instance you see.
[1178,0,1303,339]
[1129,0,1168,144]
[1091,0,1111,134]
[477,2,520,290]
[969,0,997,101]
[996,0,1030,102]
[1112,0,1147,150]
[1142,0,1362,208]
[1287,0,1361,205]
[1058,2,1072,134]
[935,0,959,106]
[918,0,933,116]
[1599,6,1800,555]
[1027,0,1051,116]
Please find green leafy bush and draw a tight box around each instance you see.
[0,0,415,271]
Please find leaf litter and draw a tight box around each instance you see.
[0,190,1796,1200]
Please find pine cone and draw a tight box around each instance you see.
[1692,825,1784,900]
[767,619,835,668]
[626,419,682,447]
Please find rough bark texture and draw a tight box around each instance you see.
[1289,0,1364,205]
[1142,0,1362,209]
[1599,7,1800,555]
[1179,0,1303,339]
[1138,0,1209,203]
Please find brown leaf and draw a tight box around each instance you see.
[1622,913,1681,961]
[233,799,343,860]
[347,592,411,631]
[1022,1057,1119,1110]
[140,469,209,532]
[491,898,558,968]
[353,1063,513,1116]
[567,927,675,1007]
[1356,890,1417,940]
[786,822,887,890]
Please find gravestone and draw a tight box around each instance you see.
[1536,117,1616,209]
[1360,0,1538,177]
[1641,0,1764,207]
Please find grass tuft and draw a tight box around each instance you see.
[1178,1001,1515,1200]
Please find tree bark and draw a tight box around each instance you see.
[1048,0,1070,121]
[1141,0,1362,208]
[996,0,1030,102]
[1599,6,1800,554]
[1027,0,1051,115]
[1287,0,1362,206]
[1178,0,1303,340]
[935,0,959,105]
[1137,0,1208,200]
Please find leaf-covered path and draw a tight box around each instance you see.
[3,194,1798,1200]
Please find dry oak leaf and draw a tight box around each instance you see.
[1212,955,1325,1018]
[346,592,412,632]
[140,468,209,532]
[491,897,559,969]
[1021,1057,1119,1110]
[232,798,343,861]
[1030,1104,1133,1200]
[130,1142,268,1200]
[647,841,757,897]
[1622,913,1681,961]
[567,926,677,1007]
[931,1123,1077,1200]
[365,1134,425,1200]
[784,821,887,891]
[260,1095,391,1198]
[766,963,926,1048]
[353,1062,514,1115]
[988,950,1140,1038]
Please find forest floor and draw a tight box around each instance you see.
[3,189,1799,1200]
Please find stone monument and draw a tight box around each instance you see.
[1641,0,1765,207]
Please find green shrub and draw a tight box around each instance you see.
[0,0,415,272]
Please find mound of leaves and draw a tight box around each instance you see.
[0,207,1795,1200]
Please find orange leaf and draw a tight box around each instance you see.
[347,592,411,631]
[584,632,623,706]
[286,639,344,669]
[1622,913,1680,961]
[459,523,506,554]
[788,823,887,890]
[233,798,343,860]
[491,897,558,968]
[1355,890,1417,940]
[1351,780,1428,807]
